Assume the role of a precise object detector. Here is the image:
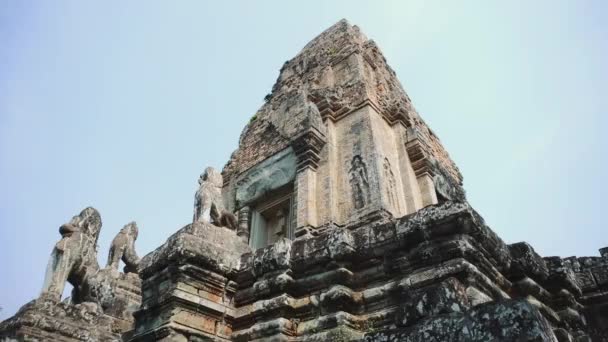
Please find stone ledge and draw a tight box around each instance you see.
[139,222,249,279]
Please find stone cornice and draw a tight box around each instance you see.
[405,133,435,178]
[291,127,326,171]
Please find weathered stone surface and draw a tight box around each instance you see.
[366,300,557,342]
[235,148,297,206]
[139,222,249,279]
[194,166,237,230]
[395,278,470,328]
[107,222,140,274]
[0,298,121,341]
[41,207,103,302]
[544,257,583,297]
[80,270,141,322]
[509,242,550,283]
[0,208,142,341]
[131,222,249,341]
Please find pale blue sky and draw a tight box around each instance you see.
[1,1,606,319]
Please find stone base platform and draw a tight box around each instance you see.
[0,297,129,342]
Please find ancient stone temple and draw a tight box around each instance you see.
[1,19,607,342]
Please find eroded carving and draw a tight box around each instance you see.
[35,208,142,325]
[349,155,370,210]
[107,221,140,273]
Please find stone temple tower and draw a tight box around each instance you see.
[221,19,464,249]
[2,19,607,342]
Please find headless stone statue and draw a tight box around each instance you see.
[41,207,102,302]
[106,221,140,274]
[194,167,237,229]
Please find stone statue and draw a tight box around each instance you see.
[41,207,102,302]
[106,221,140,274]
[36,208,142,324]
[194,167,237,229]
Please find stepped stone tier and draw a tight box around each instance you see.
[1,19,607,342]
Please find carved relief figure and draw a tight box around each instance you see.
[106,221,140,273]
[383,158,399,211]
[194,166,237,229]
[41,207,102,302]
[349,155,370,209]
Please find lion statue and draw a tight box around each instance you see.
[193,167,237,229]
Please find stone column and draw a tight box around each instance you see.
[237,206,250,243]
[295,167,318,231]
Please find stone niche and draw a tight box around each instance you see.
[248,185,295,249]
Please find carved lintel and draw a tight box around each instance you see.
[292,128,326,171]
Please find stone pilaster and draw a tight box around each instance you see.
[292,127,326,237]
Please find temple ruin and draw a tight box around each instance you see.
[1,19,607,342]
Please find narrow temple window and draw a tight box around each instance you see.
[249,186,294,249]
